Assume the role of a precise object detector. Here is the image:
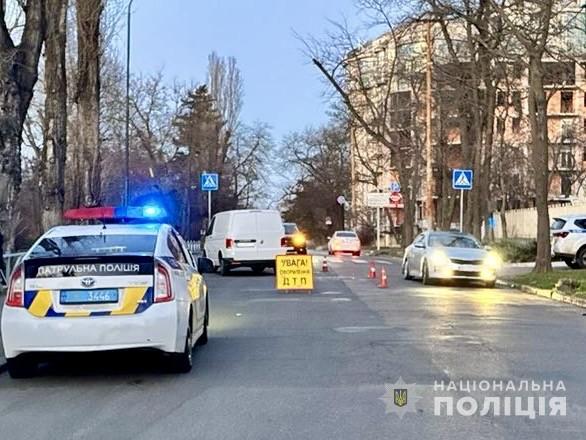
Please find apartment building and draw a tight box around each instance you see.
[348,8,586,237]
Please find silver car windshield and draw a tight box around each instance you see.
[428,234,481,249]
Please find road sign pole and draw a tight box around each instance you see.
[459,189,464,233]
[377,207,381,250]
[208,190,212,224]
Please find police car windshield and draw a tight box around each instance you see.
[429,233,481,249]
[28,234,157,259]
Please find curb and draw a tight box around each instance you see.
[497,279,586,309]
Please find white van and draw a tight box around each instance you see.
[203,209,285,275]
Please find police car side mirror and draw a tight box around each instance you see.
[197,257,215,274]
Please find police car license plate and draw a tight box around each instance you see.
[60,289,119,305]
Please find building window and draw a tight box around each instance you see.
[496,118,505,136]
[512,91,522,113]
[512,117,521,133]
[561,174,572,197]
[562,121,575,143]
[561,91,574,113]
[558,147,574,170]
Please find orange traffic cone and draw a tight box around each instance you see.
[368,261,376,279]
[378,267,388,288]
[322,256,329,272]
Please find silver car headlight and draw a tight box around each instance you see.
[429,250,450,266]
[483,251,502,270]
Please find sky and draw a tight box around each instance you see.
[125,0,360,140]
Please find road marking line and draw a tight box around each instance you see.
[320,291,343,295]
[334,326,394,333]
[331,298,352,302]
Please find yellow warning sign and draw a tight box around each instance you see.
[275,254,314,291]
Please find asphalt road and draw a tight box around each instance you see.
[1,257,586,439]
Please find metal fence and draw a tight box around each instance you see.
[185,240,201,256]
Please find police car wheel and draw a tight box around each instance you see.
[7,355,37,379]
[197,300,209,346]
[169,330,193,374]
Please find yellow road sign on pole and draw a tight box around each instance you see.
[275,254,314,291]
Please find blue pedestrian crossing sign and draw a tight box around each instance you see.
[452,169,473,190]
[201,172,219,191]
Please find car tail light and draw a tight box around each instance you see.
[225,238,234,249]
[281,236,290,247]
[553,231,569,238]
[6,265,24,307]
[154,263,173,303]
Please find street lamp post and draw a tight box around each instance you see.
[124,0,134,206]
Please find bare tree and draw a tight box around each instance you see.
[74,0,103,206]
[41,0,68,229]
[0,0,45,241]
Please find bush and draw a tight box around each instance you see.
[357,224,375,247]
[490,238,537,263]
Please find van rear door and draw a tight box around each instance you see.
[255,211,285,261]
[231,211,260,261]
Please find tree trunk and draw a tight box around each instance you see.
[75,0,103,206]
[41,0,68,230]
[528,56,552,273]
[0,0,46,243]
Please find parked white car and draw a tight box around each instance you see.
[327,231,361,256]
[402,231,501,287]
[551,215,586,268]
[203,209,285,275]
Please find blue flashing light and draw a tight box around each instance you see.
[142,205,164,219]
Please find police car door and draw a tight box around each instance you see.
[176,232,205,328]
[167,231,202,327]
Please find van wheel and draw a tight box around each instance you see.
[7,355,38,379]
[219,258,231,276]
[169,328,193,373]
[252,265,265,275]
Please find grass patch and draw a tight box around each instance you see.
[511,270,586,294]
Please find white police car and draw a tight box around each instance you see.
[1,206,214,378]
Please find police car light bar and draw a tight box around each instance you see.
[64,205,167,221]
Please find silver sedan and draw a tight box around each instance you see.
[401,231,501,287]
